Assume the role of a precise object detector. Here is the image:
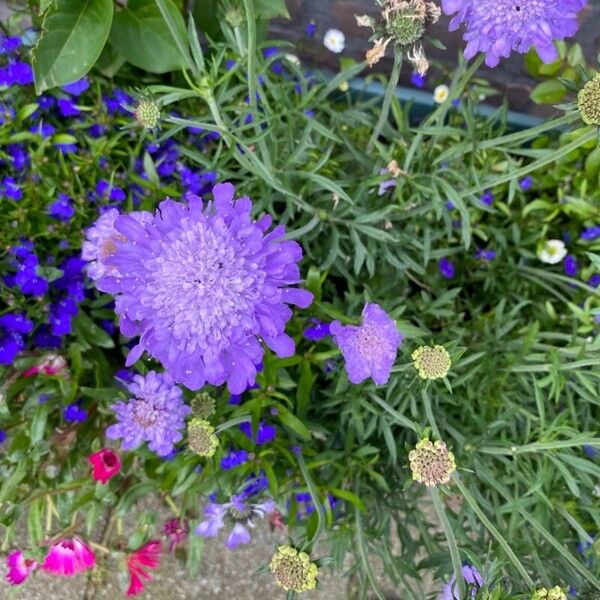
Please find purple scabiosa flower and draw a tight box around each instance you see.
[240,421,277,445]
[64,401,88,423]
[411,71,426,88]
[48,194,75,222]
[330,303,403,385]
[96,183,313,393]
[480,190,493,206]
[442,0,586,67]
[195,495,275,549]
[1,176,22,201]
[438,258,455,279]
[440,564,483,599]
[563,255,578,277]
[106,371,190,457]
[220,449,249,470]
[581,226,600,241]
[82,208,152,280]
[475,249,496,261]
[62,78,89,96]
[57,98,80,118]
[520,176,534,190]
[304,318,331,341]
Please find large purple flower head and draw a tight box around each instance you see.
[442,0,587,67]
[106,371,190,457]
[96,183,313,393]
[330,303,403,385]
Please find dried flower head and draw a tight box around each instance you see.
[134,98,161,130]
[412,345,451,379]
[270,545,318,593]
[531,586,567,600]
[578,75,600,127]
[191,392,216,419]
[409,437,456,486]
[187,418,219,457]
[366,37,392,67]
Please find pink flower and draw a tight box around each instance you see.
[88,448,121,484]
[42,537,95,576]
[23,354,68,378]
[163,519,189,553]
[126,540,162,596]
[5,550,37,585]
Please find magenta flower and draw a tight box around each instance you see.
[195,495,275,549]
[106,371,190,457]
[88,448,121,484]
[96,183,313,393]
[442,0,587,67]
[42,537,95,577]
[5,550,37,585]
[330,303,403,385]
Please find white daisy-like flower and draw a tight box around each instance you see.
[324,29,345,54]
[433,84,450,104]
[538,239,567,264]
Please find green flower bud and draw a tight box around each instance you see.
[411,344,451,379]
[134,99,161,130]
[270,545,318,593]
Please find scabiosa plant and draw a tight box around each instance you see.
[187,418,219,457]
[106,371,190,457]
[195,495,275,549]
[578,74,600,127]
[270,545,318,593]
[442,0,587,67]
[408,437,456,486]
[95,183,313,393]
[134,97,161,130]
[330,303,403,385]
[412,345,452,379]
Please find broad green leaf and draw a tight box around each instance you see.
[32,0,113,93]
[192,0,220,39]
[530,80,567,105]
[109,0,185,73]
[255,0,290,19]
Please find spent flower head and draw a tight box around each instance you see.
[191,392,216,419]
[270,545,318,593]
[187,418,219,457]
[412,345,451,379]
[409,437,456,486]
[578,74,600,127]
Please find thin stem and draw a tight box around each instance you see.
[431,488,465,600]
[297,452,325,549]
[367,49,403,153]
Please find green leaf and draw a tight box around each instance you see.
[255,0,290,19]
[273,403,311,440]
[32,0,114,93]
[27,498,45,545]
[296,361,315,418]
[109,0,186,73]
[192,0,220,39]
[530,80,567,105]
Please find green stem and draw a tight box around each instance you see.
[431,488,465,600]
[367,49,403,154]
[215,414,251,434]
[369,392,418,432]
[296,452,325,549]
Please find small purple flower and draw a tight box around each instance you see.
[588,274,600,288]
[411,72,426,88]
[225,59,236,70]
[95,183,313,393]
[240,420,277,445]
[64,401,88,423]
[306,21,316,38]
[563,255,578,277]
[0,62,33,86]
[242,472,269,497]
[30,121,56,139]
[303,318,331,341]
[48,193,75,222]
[0,313,33,334]
[440,564,483,599]
[0,332,25,364]
[1,177,23,201]
[480,191,493,206]
[62,78,89,96]
[195,495,275,549]
[106,371,190,457]
[0,430,6,444]
[55,142,77,154]
[220,449,249,470]
[57,98,81,118]
[33,327,61,349]
[439,257,455,279]
[96,179,126,203]
[442,0,586,67]
[519,176,534,191]
[445,200,455,210]
[581,226,600,241]
[7,144,29,171]
[330,303,403,385]
[583,444,597,459]
[475,249,496,261]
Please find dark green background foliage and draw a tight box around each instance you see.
[1,1,600,598]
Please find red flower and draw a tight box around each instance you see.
[88,449,121,484]
[163,518,189,553]
[126,540,162,597]
[23,354,68,378]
